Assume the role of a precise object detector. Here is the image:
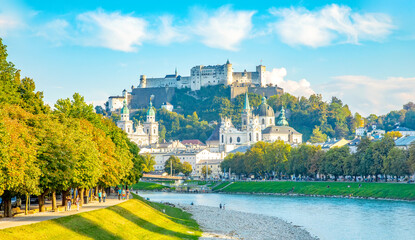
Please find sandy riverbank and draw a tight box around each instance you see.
[179,204,317,240]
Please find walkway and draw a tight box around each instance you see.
[0,196,128,230]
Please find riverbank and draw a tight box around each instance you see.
[214,181,415,201]
[180,204,317,240]
[0,195,201,239]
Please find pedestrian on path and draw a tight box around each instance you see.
[76,197,80,211]
[103,191,107,203]
[67,197,71,211]
[122,189,126,200]
[118,188,122,200]
[98,191,102,203]
[126,189,130,199]
[219,203,222,209]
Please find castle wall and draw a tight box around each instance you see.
[129,87,176,109]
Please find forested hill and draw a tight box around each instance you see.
[124,85,415,143]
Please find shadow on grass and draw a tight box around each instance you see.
[109,205,198,240]
[53,214,123,240]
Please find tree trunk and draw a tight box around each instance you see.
[3,190,12,218]
[95,186,98,199]
[25,194,29,215]
[38,190,48,212]
[62,189,69,207]
[79,188,84,207]
[52,191,57,211]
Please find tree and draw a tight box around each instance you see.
[309,126,327,143]
[0,105,41,217]
[385,131,403,139]
[321,146,350,180]
[181,162,193,176]
[164,156,182,175]
[141,154,156,173]
[201,166,212,177]
[384,148,409,181]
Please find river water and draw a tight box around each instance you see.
[138,191,415,240]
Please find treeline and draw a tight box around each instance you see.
[131,108,214,143]
[170,85,415,142]
[221,137,415,181]
[0,39,143,217]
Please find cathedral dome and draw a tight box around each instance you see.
[254,96,274,117]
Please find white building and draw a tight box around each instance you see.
[355,125,385,139]
[117,99,159,146]
[389,126,415,137]
[161,102,174,112]
[219,94,302,152]
[138,60,268,91]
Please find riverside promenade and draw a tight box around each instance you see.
[0,196,126,230]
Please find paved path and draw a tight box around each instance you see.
[0,196,128,230]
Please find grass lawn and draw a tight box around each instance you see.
[0,194,201,240]
[219,181,415,200]
[132,182,169,190]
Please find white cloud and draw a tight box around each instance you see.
[151,15,188,45]
[192,6,255,51]
[270,4,394,47]
[263,67,315,97]
[316,75,415,116]
[36,19,70,44]
[76,9,148,52]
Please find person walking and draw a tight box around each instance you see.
[103,191,107,203]
[98,191,102,203]
[126,189,130,199]
[76,197,80,211]
[118,188,122,200]
[67,196,72,211]
[219,203,222,209]
[122,189,126,200]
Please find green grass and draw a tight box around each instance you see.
[212,182,230,191]
[219,181,415,200]
[132,182,169,190]
[0,194,201,240]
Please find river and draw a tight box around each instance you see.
[138,191,415,240]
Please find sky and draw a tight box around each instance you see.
[0,0,414,116]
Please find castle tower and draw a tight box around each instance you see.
[256,65,266,86]
[143,99,159,144]
[241,92,251,130]
[140,75,147,88]
[226,59,233,85]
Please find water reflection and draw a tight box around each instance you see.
[138,192,415,240]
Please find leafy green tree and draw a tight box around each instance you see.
[320,146,350,180]
[141,154,156,173]
[181,162,193,176]
[384,148,409,181]
[164,156,182,175]
[309,126,328,143]
[0,105,41,217]
[201,166,212,177]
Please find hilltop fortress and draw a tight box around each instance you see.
[107,60,283,112]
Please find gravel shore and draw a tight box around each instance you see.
[179,204,317,240]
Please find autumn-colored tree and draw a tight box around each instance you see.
[0,105,41,217]
[181,162,193,176]
[141,154,156,173]
[201,166,212,177]
[385,131,403,139]
[164,156,182,175]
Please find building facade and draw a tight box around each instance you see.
[138,60,269,91]
[219,93,302,152]
[117,99,159,146]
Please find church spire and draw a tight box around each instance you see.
[277,106,289,126]
[175,67,177,76]
[244,92,250,111]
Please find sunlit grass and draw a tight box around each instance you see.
[0,194,201,240]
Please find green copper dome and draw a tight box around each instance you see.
[147,101,155,116]
[121,100,129,115]
[277,107,289,126]
[254,96,274,117]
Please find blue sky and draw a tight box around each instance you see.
[1,0,414,116]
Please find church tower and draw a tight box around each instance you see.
[117,100,134,134]
[143,99,159,145]
[241,92,251,130]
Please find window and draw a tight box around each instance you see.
[249,133,252,141]
[256,133,259,141]
[244,120,246,125]
[270,119,272,124]
[230,137,232,143]
[262,119,265,124]
[221,135,224,143]
[237,137,241,143]
[147,129,149,134]
[153,129,156,134]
